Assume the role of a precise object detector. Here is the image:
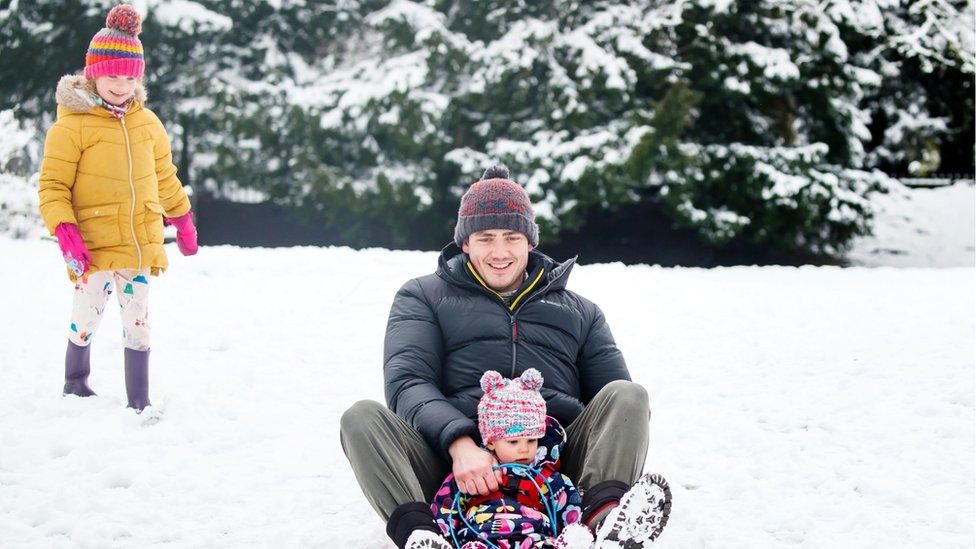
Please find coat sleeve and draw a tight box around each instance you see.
[384,278,480,456]
[37,119,82,234]
[577,300,631,403]
[149,112,190,217]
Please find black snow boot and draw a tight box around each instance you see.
[582,479,630,529]
[387,501,449,549]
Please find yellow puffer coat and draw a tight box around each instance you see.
[38,74,191,280]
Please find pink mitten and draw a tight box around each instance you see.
[55,223,92,276]
[166,211,198,256]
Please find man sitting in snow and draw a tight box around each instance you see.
[340,165,670,549]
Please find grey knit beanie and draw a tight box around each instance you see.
[453,165,539,247]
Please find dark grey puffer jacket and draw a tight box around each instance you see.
[383,243,630,456]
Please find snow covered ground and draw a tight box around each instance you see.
[847,182,975,268]
[0,237,972,548]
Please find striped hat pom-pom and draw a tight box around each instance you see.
[480,370,506,393]
[518,368,543,391]
[106,4,142,36]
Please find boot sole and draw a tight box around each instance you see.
[595,473,672,548]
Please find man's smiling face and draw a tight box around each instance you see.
[462,229,532,294]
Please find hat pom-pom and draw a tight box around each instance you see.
[106,4,142,36]
[480,370,505,393]
[482,164,510,180]
[518,368,543,391]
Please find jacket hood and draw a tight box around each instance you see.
[486,415,567,473]
[55,74,147,113]
[530,416,567,470]
[435,242,576,297]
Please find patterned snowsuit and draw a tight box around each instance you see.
[431,417,583,548]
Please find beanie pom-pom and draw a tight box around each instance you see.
[482,164,510,180]
[106,4,142,36]
[518,368,544,391]
[480,370,506,393]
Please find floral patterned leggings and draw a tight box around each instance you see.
[68,269,151,351]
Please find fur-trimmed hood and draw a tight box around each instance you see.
[55,74,147,113]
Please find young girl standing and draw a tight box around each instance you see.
[38,4,198,412]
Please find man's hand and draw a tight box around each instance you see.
[448,436,504,496]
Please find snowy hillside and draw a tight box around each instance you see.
[847,182,975,267]
[0,238,972,547]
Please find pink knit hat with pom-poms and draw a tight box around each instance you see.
[478,369,547,445]
[84,4,145,79]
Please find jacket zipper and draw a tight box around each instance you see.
[461,261,554,378]
[507,275,561,377]
[510,317,518,377]
[120,116,142,270]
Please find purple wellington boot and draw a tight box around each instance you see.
[63,341,96,397]
[124,348,151,411]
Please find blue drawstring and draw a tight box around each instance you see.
[446,463,561,549]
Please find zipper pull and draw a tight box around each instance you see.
[511,318,518,342]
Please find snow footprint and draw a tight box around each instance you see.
[99,468,134,489]
[47,443,73,460]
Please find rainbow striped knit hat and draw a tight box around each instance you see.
[478,369,547,446]
[84,4,145,80]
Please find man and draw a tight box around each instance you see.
[340,166,670,549]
